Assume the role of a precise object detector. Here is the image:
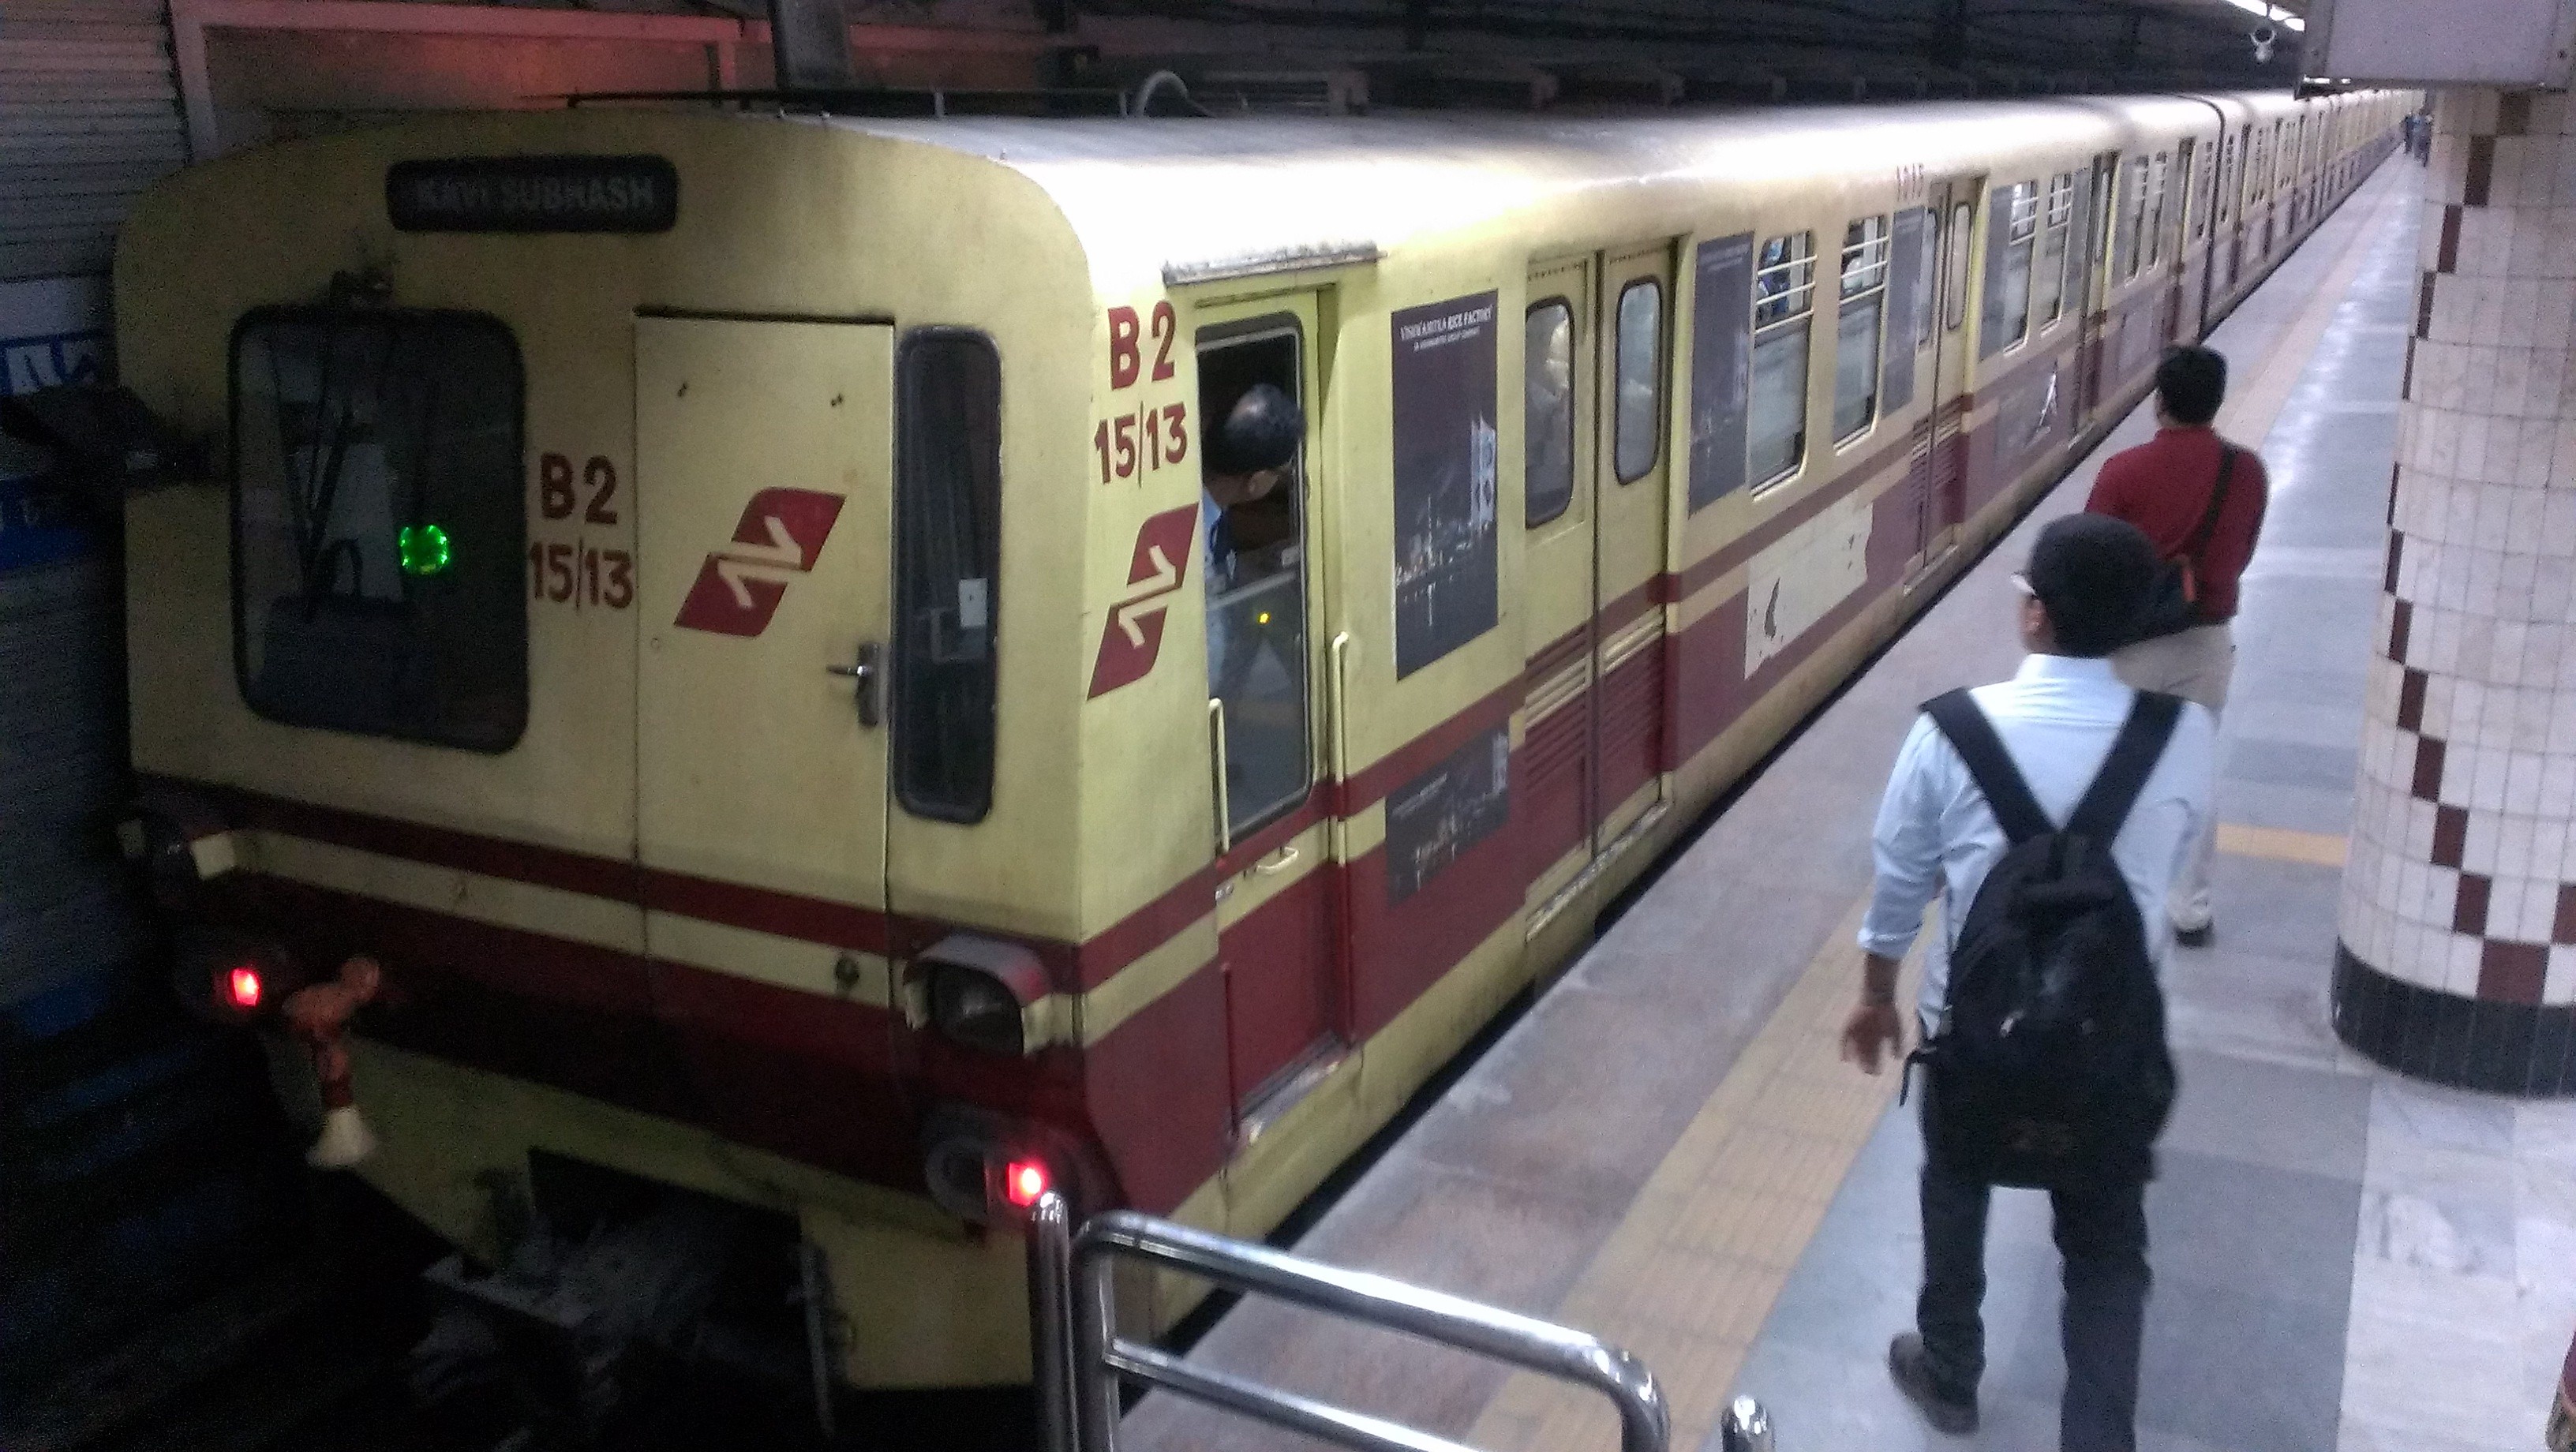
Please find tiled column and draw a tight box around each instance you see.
[2334,88,2576,1094]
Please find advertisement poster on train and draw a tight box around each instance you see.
[1391,293,1500,678]
[1687,233,1754,511]
[1383,724,1512,903]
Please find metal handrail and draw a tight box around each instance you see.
[1024,1192,1678,1452]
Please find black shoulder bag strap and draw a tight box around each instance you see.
[1923,689,2054,844]
[2065,690,2185,844]
[2177,446,2239,580]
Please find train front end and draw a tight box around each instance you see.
[110,109,1121,1392]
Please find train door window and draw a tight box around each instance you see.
[1199,324,1311,842]
[230,308,527,752]
[1749,230,1815,488]
[2146,154,2170,267]
[1613,279,1664,483]
[2031,174,2075,328]
[2117,159,2147,282]
[892,330,1002,823]
[2193,148,2213,239]
[1526,299,1576,526]
[1833,215,1889,443]
[1913,209,1941,351]
[1941,201,1972,332]
[1986,182,2038,354]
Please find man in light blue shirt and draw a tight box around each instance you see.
[1843,514,2213,1452]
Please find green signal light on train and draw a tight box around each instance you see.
[398,523,452,577]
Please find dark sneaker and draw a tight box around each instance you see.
[2174,920,2214,949]
[1888,1333,1978,1435]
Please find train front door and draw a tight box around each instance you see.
[1518,246,1674,911]
[1194,293,1346,1117]
[632,316,897,1159]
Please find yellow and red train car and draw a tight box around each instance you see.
[108,87,2406,1389]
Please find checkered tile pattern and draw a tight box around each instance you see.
[2340,88,2576,1008]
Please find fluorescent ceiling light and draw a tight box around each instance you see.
[2220,0,2308,29]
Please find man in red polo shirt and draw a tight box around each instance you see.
[2085,345,2267,947]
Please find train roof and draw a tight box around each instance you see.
[827,89,2327,290]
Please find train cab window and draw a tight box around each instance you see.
[1613,280,1663,483]
[892,330,1002,823]
[1750,230,1815,488]
[2031,174,2075,329]
[1986,182,2038,353]
[1832,216,1889,443]
[1525,300,1576,527]
[1199,325,1311,844]
[229,308,526,752]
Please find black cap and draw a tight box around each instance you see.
[2025,514,2159,657]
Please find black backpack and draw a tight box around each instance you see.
[1905,687,2183,1188]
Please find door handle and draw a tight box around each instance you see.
[826,642,882,727]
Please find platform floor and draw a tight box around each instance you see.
[1122,156,2574,1452]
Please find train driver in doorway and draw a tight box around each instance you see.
[2084,345,2267,948]
[1202,381,1307,705]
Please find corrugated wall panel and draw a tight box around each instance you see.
[0,1,186,282]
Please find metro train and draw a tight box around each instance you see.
[102,84,2407,1394]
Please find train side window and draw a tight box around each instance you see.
[2031,174,2075,328]
[1526,299,1575,527]
[892,329,1002,824]
[1750,230,1814,488]
[1832,216,1889,444]
[229,308,528,753]
[1198,324,1311,844]
[1612,279,1663,483]
[1985,181,2038,354]
[1941,201,1971,333]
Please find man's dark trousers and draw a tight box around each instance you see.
[1915,1104,2152,1452]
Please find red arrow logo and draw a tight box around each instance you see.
[673,488,846,638]
[1087,505,1200,698]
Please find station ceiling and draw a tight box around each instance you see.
[769,0,2317,99]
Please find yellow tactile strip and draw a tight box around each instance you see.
[2215,821,2349,869]
[1466,900,1923,1452]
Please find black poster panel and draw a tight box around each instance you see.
[1882,208,1927,415]
[1391,292,1500,679]
[1383,724,1511,903]
[1686,232,1755,513]
[1978,186,2016,361]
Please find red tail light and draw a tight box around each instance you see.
[224,965,264,1011]
[1002,1157,1052,1209]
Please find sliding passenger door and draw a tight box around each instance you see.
[1590,245,1674,847]
[1901,176,1980,571]
[1519,257,1600,908]
[1518,244,1674,908]
[2073,152,2118,429]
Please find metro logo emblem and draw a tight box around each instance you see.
[1086,505,1199,698]
[674,488,847,637]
